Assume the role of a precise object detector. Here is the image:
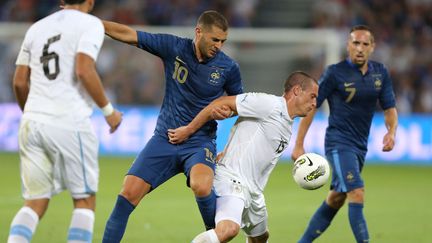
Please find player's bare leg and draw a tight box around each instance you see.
[120,175,152,205]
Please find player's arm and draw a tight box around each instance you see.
[103,20,138,45]
[168,96,237,144]
[76,53,122,133]
[382,107,398,152]
[12,65,30,111]
[291,107,317,161]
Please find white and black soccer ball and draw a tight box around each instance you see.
[292,153,330,190]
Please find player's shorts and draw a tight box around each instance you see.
[326,149,365,193]
[213,165,268,237]
[128,135,216,190]
[18,119,98,200]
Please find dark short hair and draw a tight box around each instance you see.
[284,71,317,92]
[197,10,228,32]
[64,0,86,4]
[350,25,375,43]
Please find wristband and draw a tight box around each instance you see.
[101,102,114,116]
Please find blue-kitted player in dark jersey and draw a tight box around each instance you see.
[101,11,243,242]
[292,25,398,243]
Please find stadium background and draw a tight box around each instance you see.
[0,0,431,242]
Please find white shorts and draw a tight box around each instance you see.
[213,167,268,237]
[18,119,99,199]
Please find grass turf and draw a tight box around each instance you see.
[0,152,431,242]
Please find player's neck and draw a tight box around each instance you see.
[64,4,90,13]
[284,93,296,120]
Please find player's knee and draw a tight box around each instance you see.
[190,179,212,197]
[327,192,346,209]
[216,222,240,241]
[73,195,96,210]
[347,188,365,203]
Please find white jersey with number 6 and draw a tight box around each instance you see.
[16,9,104,132]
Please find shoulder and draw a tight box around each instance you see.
[216,51,239,67]
[368,60,388,72]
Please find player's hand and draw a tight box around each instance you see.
[216,151,225,162]
[382,132,395,151]
[291,145,305,161]
[167,126,192,144]
[105,109,123,133]
[211,105,232,120]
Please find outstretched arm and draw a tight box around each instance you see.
[382,107,398,151]
[168,96,237,144]
[103,20,138,45]
[291,107,317,160]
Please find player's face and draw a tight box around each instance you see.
[347,30,375,67]
[296,82,318,117]
[196,25,227,59]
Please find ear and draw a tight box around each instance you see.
[293,85,301,96]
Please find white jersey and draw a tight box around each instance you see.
[217,92,294,195]
[15,9,104,131]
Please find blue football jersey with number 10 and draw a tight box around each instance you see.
[136,31,243,141]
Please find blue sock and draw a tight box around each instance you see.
[102,195,135,243]
[348,203,369,243]
[196,190,216,230]
[298,201,339,243]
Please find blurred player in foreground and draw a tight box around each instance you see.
[7,0,122,242]
[101,10,243,242]
[292,25,398,243]
[168,71,318,243]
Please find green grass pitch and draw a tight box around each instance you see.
[1,152,431,242]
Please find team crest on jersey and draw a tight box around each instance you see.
[374,79,382,90]
[208,68,222,85]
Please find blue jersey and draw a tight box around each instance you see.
[136,31,243,140]
[317,59,396,155]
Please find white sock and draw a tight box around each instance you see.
[67,208,95,243]
[192,229,220,243]
[8,207,39,243]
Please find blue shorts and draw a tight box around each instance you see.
[326,149,365,193]
[128,135,217,191]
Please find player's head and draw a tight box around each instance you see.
[347,25,375,67]
[284,71,318,118]
[62,0,95,12]
[194,11,229,60]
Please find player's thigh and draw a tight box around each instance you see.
[18,120,55,199]
[128,135,179,190]
[182,139,217,185]
[326,149,365,192]
[215,195,245,226]
[47,127,99,198]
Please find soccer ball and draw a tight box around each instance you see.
[292,153,330,190]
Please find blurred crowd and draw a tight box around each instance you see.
[312,0,432,113]
[0,0,431,113]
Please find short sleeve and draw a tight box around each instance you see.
[379,66,396,110]
[236,93,275,119]
[16,29,32,66]
[224,62,243,95]
[77,18,104,61]
[316,65,336,108]
[136,31,177,59]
